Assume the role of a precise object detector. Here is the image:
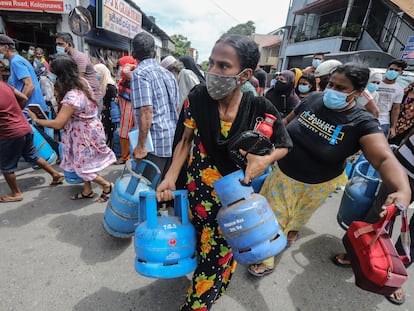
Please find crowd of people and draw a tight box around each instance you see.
[1,31,414,310]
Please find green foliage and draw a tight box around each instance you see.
[225,21,256,36]
[200,60,209,71]
[171,34,191,58]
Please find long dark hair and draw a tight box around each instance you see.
[50,55,96,105]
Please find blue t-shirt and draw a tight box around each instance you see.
[8,53,49,112]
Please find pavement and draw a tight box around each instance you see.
[0,162,413,311]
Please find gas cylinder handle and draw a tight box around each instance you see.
[140,190,189,228]
[172,190,189,225]
[123,159,162,186]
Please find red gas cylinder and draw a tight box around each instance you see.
[255,113,277,138]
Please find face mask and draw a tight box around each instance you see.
[273,80,290,92]
[366,82,379,93]
[312,59,321,68]
[0,53,4,60]
[28,49,34,56]
[298,85,310,93]
[323,89,355,110]
[385,70,399,81]
[56,45,66,55]
[205,70,244,100]
[48,72,57,84]
[96,72,101,81]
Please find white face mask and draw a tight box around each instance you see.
[205,70,245,100]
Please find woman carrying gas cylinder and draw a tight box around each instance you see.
[155,34,292,310]
[248,63,411,277]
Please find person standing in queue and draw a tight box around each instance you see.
[130,32,179,177]
[156,34,292,310]
[248,63,411,277]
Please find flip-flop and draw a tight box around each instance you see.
[248,263,275,277]
[0,194,23,202]
[50,175,65,185]
[70,191,94,200]
[386,288,405,305]
[331,254,352,268]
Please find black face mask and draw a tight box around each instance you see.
[273,80,290,92]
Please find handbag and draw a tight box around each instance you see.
[227,130,274,169]
[342,204,411,296]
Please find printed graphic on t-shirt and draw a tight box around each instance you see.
[298,110,344,145]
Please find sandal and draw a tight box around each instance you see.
[70,191,94,200]
[331,253,351,268]
[386,288,405,305]
[248,263,275,277]
[97,183,113,203]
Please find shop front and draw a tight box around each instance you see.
[85,0,142,74]
[0,0,75,57]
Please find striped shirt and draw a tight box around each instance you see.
[131,58,179,157]
[395,134,414,179]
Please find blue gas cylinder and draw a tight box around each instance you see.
[110,101,121,123]
[213,169,287,265]
[251,166,271,193]
[58,144,83,184]
[103,159,161,238]
[135,190,197,278]
[32,124,57,164]
[337,160,381,230]
[112,127,122,158]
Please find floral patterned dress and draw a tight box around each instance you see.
[180,102,236,311]
[60,89,116,181]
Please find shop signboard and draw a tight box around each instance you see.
[0,0,75,13]
[96,0,142,39]
[402,35,414,60]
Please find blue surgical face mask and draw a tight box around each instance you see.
[366,82,379,93]
[96,72,101,81]
[48,72,57,84]
[298,84,310,93]
[312,59,322,68]
[385,70,399,81]
[323,88,355,110]
[56,45,66,55]
[0,53,4,59]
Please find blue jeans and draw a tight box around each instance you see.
[380,124,390,138]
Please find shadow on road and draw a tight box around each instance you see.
[73,279,190,311]
[287,234,388,311]
[48,213,131,265]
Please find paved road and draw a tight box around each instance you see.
[0,163,413,311]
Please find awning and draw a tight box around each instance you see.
[294,0,348,15]
[84,28,129,51]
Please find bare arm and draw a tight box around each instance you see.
[13,87,28,109]
[241,147,289,184]
[156,126,194,201]
[364,99,379,118]
[21,76,34,98]
[360,133,411,208]
[27,105,74,130]
[283,110,297,126]
[389,102,400,138]
[132,105,153,160]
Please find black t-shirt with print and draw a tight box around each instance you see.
[278,92,382,184]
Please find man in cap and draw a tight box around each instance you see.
[0,34,49,113]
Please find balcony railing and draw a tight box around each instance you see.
[293,22,361,43]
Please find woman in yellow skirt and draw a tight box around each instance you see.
[248,63,411,276]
